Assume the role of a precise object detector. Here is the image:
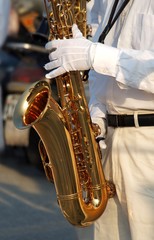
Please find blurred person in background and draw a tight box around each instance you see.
[44,0,154,240]
[0,0,10,48]
[0,0,47,159]
[0,0,11,152]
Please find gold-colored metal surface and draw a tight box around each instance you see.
[13,0,115,227]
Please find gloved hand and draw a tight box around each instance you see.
[44,24,96,79]
[92,117,107,149]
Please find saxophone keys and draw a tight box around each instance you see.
[106,180,116,198]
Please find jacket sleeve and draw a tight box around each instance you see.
[92,43,154,94]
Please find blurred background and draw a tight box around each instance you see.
[0,0,94,239]
[0,0,50,164]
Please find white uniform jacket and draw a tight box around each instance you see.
[88,0,154,118]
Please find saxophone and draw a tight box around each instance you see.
[13,0,115,227]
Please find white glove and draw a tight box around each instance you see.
[44,24,96,79]
[92,117,107,149]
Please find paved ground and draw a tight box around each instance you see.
[0,147,94,240]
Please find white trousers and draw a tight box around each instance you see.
[94,126,154,240]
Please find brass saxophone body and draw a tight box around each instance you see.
[13,0,115,227]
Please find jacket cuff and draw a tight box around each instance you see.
[92,43,120,77]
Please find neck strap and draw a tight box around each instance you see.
[98,0,130,43]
